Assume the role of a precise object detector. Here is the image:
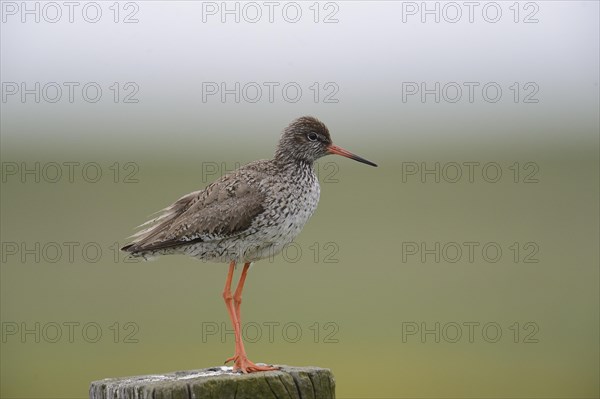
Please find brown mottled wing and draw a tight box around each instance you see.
[122,177,266,255]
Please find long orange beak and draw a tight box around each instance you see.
[328,144,378,167]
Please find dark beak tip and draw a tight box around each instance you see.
[353,155,378,168]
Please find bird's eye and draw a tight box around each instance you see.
[307,132,318,142]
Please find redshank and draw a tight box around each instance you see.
[122,116,377,373]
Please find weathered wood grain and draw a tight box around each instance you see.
[90,365,335,399]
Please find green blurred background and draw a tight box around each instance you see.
[1,1,598,398]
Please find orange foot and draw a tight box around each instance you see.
[224,354,279,373]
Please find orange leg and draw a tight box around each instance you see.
[222,262,278,373]
[222,262,243,364]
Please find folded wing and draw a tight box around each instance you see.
[122,178,266,255]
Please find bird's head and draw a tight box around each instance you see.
[275,116,378,167]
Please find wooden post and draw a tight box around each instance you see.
[90,365,335,399]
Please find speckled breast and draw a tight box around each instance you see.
[245,166,321,262]
[183,165,321,263]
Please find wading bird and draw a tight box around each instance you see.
[122,116,377,373]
